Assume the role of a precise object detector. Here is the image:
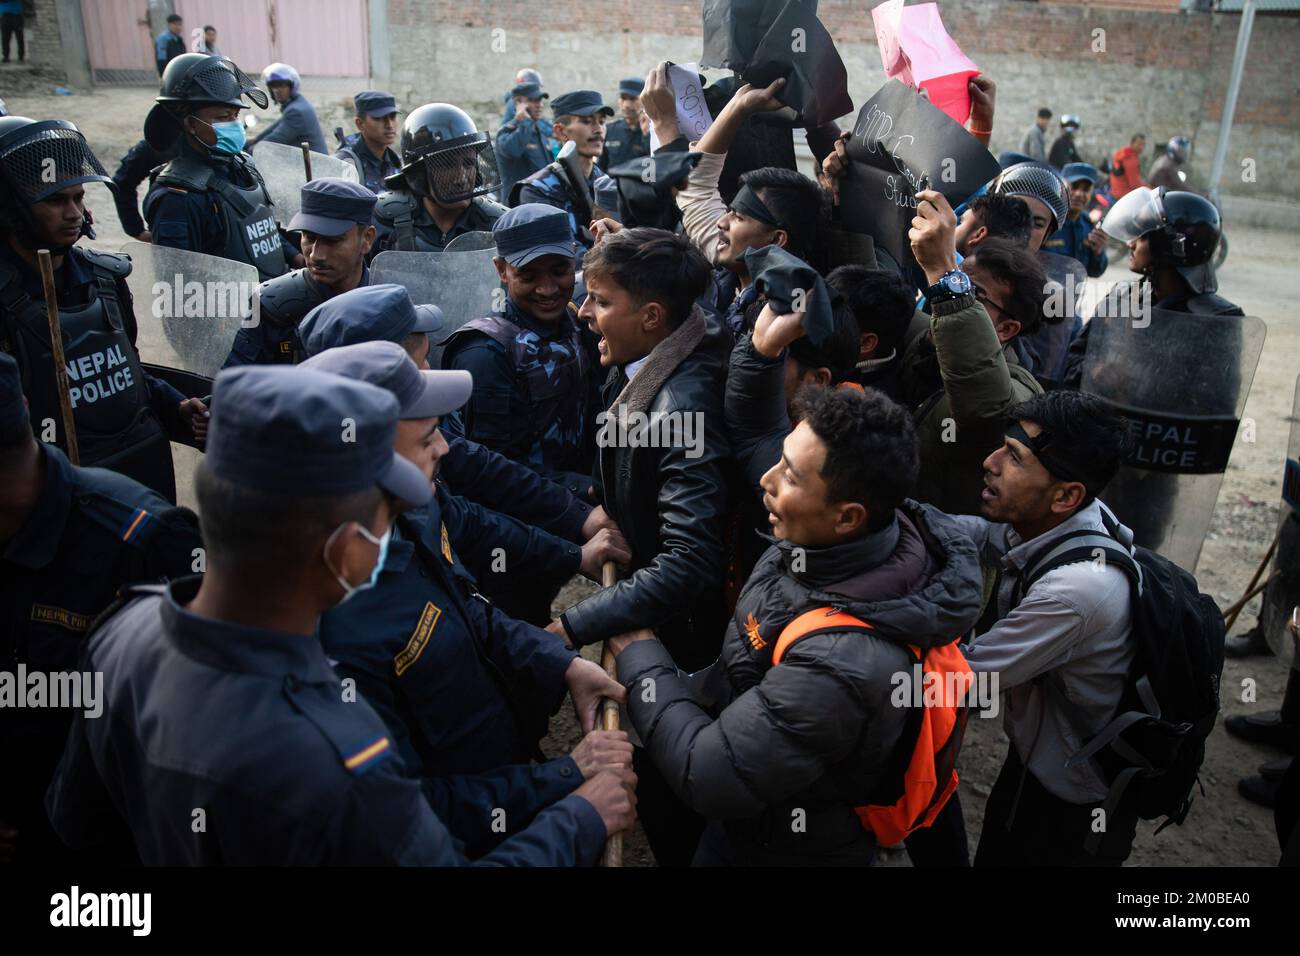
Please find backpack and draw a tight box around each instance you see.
[772,608,972,847]
[1014,508,1225,850]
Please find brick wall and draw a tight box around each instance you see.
[383,0,1298,200]
[11,0,69,83]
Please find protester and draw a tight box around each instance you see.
[1109,133,1147,199]
[0,353,201,865]
[900,191,1047,515]
[955,193,1034,256]
[45,365,637,865]
[1019,107,1052,164]
[612,385,982,865]
[952,390,1141,865]
[1042,162,1109,277]
[252,62,327,155]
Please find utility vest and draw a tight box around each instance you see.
[442,307,588,471]
[374,190,506,252]
[0,249,173,497]
[146,153,286,280]
[251,267,329,363]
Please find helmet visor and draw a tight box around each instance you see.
[418,133,501,205]
[1101,186,1164,243]
[0,122,112,203]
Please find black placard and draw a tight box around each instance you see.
[839,80,1001,269]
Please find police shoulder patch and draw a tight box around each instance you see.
[284,677,395,776]
[394,601,442,677]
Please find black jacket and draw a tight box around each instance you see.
[560,307,735,670]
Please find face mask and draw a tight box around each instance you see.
[192,116,247,155]
[324,522,391,605]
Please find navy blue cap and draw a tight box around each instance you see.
[492,203,576,267]
[288,177,378,236]
[354,90,398,118]
[617,77,645,99]
[0,351,30,443]
[551,90,614,118]
[1062,162,1100,186]
[206,365,431,507]
[300,341,472,420]
[299,284,431,357]
[511,82,547,101]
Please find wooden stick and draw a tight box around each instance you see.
[36,249,79,465]
[599,560,623,868]
[1221,571,1281,624]
[300,141,313,181]
[1223,524,1283,631]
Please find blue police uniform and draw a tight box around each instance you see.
[373,189,506,254]
[1042,214,1108,277]
[143,141,295,281]
[223,178,380,367]
[334,91,403,194]
[0,243,189,500]
[110,136,177,239]
[254,91,328,155]
[0,350,202,864]
[441,206,594,497]
[497,82,556,204]
[44,365,607,865]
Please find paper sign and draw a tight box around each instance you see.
[839,80,1001,270]
[650,62,715,151]
[871,0,979,125]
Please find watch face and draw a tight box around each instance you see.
[944,271,971,294]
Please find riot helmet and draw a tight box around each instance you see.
[1060,114,1081,131]
[390,103,500,206]
[1101,186,1221,294]
[1166,136,1192,163]
[145,53,268,150]
[994,161,1070,235]
[0,116,113,248]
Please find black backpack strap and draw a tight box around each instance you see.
[1011,530,1140,607]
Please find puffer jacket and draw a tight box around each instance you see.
[618,500,984,865]
[560,306,735,671]
[902,293,1042,516]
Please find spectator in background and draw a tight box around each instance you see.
[253,62,328,155]
[1109,133,1146,199]
[1,0,24,64]
[1019,107,1052,164]
[1049,115,1083,169]
[155,14,185,76]
[202,25,221,57]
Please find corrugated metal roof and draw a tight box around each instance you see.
[1213,0,1300,12]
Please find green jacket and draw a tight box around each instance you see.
[903,294,1042,516]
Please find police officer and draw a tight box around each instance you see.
[142,53,297,280]
[110,136,177,242]
[334,90,402,194]
[0,352,201,864]
[496,81,554,205]
[0,116,206,500]
[297,284,443,370]
[223,178,379,368]
[441,205,594,497]
[251,62,327,155]
[298,286,628,625]
[1042,162,1108,278]
[600,77,650,172]
[374,104,507,253]
[45,364,635,865]
[515,91,615,252]
[301,342,631,790]
[1049,114,1083,169]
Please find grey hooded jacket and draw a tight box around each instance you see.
[618,500,983,864]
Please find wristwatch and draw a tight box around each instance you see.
[926,268,971,304]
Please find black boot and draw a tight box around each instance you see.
[1224,712,1299,752]
[1225,623,1272,659]
[1238,774,1281,809]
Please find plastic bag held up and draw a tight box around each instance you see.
[871,0,979,125]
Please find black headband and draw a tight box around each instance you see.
[730,184,780,227]
[1005,421,1100,489]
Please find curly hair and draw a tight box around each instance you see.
[582,227,712,327]
[792,385,919,531]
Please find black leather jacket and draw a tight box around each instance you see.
[560,307,735,671]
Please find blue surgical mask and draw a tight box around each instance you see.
[325,522,391,605]
[193,116,247,155]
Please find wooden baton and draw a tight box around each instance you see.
[301,141,313,181]
[599,560,623,868]
[36,249,79,465]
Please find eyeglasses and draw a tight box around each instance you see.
[969,280,1018,325]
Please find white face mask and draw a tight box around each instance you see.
[324,522,391,605]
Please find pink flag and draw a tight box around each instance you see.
[871,0,980,125]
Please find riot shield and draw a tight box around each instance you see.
[1027,251,1088,388]
[1081,305,1266,572]
[251,140,360,227]
[121,240,259,381]
[443,231,496,252]
[1263,374,1300,661]
[370,248,503,366]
